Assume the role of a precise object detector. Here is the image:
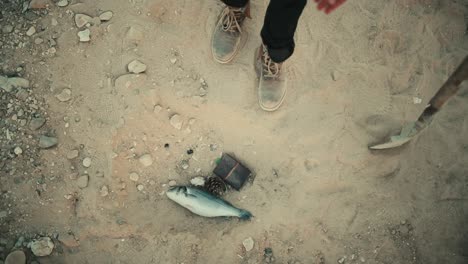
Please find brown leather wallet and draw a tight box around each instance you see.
[213,153,251,191]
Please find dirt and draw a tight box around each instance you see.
[1,0,467,263]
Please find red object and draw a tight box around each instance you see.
[314,0,347,14]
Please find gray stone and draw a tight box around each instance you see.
[129,172,139,182]
[2,25,14,34]
[127,60,147,74]
[26,26,36,36]
[168,180,177,187]
[137,184,144,191]
[99,11,113,21]
[57,0,68,7]
[56,88,72,102]
[78,29,90,42]
[0,211,7,218]
[82,157,92,168]
[0,77,30,93]
[75,14,93,28]
[100,185,109,197]
[66,149,79,160]
[51,18,58,26]
[77,175,89,188]
[180,160,189,170]
[30,237,54,257]
[14,147,22,155]
[5,250,26,264]
[138,154,153,167]
[170,114,183,130]
[30,117,46,130]
[39,136,58,149]
[242,237,254,252]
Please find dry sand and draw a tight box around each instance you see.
[1,0,467,263]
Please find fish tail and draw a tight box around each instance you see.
[238,209,253,220]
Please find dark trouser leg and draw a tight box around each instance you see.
[261,0,307,63]
[221,0,248,8]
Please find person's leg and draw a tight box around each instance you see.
[255,0,307,111]
[261,0,307,63]
[221,0,248,8]
[211,0,250,63]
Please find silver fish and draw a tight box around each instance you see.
[166,186,252,220]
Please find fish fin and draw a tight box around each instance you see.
[238,209,253,220]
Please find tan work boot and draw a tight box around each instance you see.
[255,44,287,112]
[211,4,248,64]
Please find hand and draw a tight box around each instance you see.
[314,0,346,14]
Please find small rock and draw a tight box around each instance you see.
[99,11,113,21]
[82,157,92,168]
[75,14,93,28]
[170,58,177,64]
[170,114,183,130]
[0,211,7,218]
[413,97,422,104]
[78,29,90,42]
[180,160,189,170]
[34,38,44,44]
[51,18,58,26]
[337,257,346,264]
[127,60,147,74]
[57,0,68,7]
[360,257,366,263]
[5,250,26,264]
[58,233,79,248]
[137,184,144,191]
[129,172,139,182]
[153,104,162,113]
[242,237,254,252]
[168,180,177,187]
[100,185,109,197]
[39,136,58,149]
[26,26,36,36]
[67,149,79,159]
[56,88,72,102]
[95,171,104,177]
[30,117,46,130]
[139,154,153,167]
[77,175,89,188]
[331,70,339,81]
[30,237,54,257]
[190,177,205,186]
[14,147,23,155]
[2,25,14,34]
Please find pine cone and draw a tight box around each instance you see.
[204,176,227,197]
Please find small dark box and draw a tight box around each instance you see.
[213,153,251,190]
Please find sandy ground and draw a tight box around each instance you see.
[1,0,468,263]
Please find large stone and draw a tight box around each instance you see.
[78,29,90,42]
[30,237,54,257]
[5,250,26,264]
[29,117,46,130]
[0,77,30,93]
[74,14,93,28]
[39,136,58,149]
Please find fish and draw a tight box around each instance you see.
[166,186,253,220]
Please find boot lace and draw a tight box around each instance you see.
[221,6,245,34]
[261,45,282,78]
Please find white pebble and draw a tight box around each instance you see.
[82,157,92,168]
[14,147,23,155]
